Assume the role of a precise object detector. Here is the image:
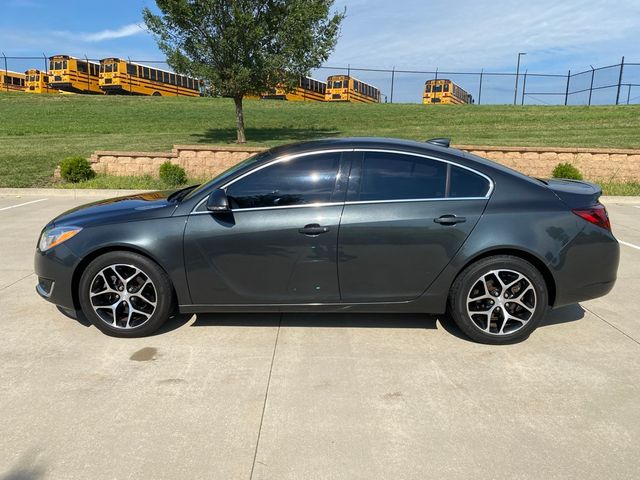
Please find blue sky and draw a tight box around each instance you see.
[1,0,639,104]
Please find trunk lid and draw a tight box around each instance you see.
[542,179,602,208]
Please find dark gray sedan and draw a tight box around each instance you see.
[35,138,619,344]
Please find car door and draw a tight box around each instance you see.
[184,150,350,305]
[338,150,492,302]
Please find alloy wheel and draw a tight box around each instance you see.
[466,269,537,336]
[89,264,157,329]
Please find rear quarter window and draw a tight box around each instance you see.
[449,165,491,198]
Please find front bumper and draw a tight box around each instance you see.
[34,244,79,310]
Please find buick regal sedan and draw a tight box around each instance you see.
[35,138,619,344]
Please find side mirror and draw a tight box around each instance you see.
[206,189,230,212]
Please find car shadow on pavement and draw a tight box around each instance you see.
[539,303,586,327]
[60,304,586,340]
[0,449,46,480]
[190,312,440,330]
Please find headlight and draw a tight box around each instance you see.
[39,226,82,252]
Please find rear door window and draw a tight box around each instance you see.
[356,152,447,201]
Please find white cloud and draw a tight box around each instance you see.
[81,23,145,42]
[329,0,640,71]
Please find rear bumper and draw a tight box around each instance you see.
[552,224,620,307]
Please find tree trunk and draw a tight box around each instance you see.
[233,95,246,143]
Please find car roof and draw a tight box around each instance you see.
[262,137,540,186]
[264,137,453,158]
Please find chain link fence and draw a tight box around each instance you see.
[3,53,639,105]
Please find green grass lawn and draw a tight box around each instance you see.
[1,92,640,187]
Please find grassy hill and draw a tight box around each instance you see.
[1,92,640,187]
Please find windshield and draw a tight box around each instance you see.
[183,150,272,201]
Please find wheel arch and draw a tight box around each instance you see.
[454,248,557,307]
[71,244,174,310]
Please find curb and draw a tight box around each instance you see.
[0,188,156,198]
[600,196,640,204]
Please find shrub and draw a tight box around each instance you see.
[59,156,95,183]
[552,162,583,180]
[159,161,187,186]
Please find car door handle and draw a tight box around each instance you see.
[434,215,467,225]
[298,224,330,236]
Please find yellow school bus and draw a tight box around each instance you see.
[99,58,201,97]
[325,75,380,103]
[24,69,56,94]
[423,79,473,105]
[262,76,326,101]
[0,70,25,93]
[48,55,101,94]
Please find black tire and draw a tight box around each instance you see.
[79,251,174,338]
[152,91,161,96]
[448,255,548,345]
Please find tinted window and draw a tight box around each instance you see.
[127,64,137,76]
[357,152,447,201]
[226,153,340,209]
[449,165,490,198]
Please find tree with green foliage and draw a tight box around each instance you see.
[143,0,344,143]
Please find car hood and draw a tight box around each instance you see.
[49,190,178,228]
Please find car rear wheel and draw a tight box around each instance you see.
[79,251,174,337]
[448,255,548,344]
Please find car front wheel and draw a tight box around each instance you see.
[448,255,548,344]
[79,251,174,337]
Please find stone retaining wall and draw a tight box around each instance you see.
[87,144,640,181]
[457,145,640,181]
[89,145,266,179]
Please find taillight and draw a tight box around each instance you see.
[572,204,611,231]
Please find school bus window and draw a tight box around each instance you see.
[127,64,137,76]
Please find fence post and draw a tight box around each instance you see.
[521,70,528,105]
[2,52,7,92]
[127,57,133,94]
[390,66,395,104]
[627,85,632,105]
[477,69,483,105]
[588,66,595,106]
[347,63,350,102]
[615,56,625,105]
[42,52,47,74]
[85,54,90,93]
[564,70,571,106]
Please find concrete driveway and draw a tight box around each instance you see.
[1,191,638,480]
